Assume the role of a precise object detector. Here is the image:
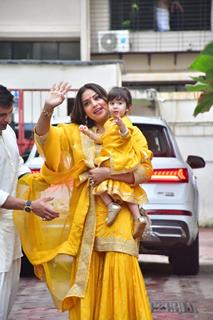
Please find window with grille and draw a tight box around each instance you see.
[110,0,211,31]
[0,42,80,60]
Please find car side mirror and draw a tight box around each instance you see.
[186,155,205,169]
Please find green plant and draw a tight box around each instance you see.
[121,1,140,31]
[186,41,213,116]
[131,3,139,12]
[122,19,131,29]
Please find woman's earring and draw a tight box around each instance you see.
[85,115,88,126]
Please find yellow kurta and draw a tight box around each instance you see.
[93,116,152,204]
[13,123,153,320]
[95,116,149,172]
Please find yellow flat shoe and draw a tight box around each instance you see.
[133,217,147,239]
[106,202,121,226]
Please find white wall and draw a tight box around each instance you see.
[0,62,122,123]
[158,93,213,226]
[0,63,121,89]
[90,0,110,51]
[158,92,213,123]
[176,135,213,226]
[0,0,80,38]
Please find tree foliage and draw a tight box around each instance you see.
[186,41,213,116]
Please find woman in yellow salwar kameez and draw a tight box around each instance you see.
[80,86,152,239]
[14,82,153,320]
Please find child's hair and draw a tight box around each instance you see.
[108,86,132,108]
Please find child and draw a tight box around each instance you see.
[80,87,152,239]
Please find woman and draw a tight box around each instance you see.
[15,82,153,319]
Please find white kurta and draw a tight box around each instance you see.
[155,7,170,31]
[0,125,30,273]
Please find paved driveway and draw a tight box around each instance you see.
[141,228,213,320]
[9,228,213,320]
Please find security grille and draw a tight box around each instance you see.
[110,0,211,31]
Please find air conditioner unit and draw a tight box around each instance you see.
[98,30,130,53]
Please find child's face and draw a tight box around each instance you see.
[108,98,127,118]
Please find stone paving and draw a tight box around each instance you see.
[9,228,213,320]
[143,228,213,320]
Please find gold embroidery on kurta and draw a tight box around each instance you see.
[95,237,139,257]
[62,186,96,309]
[80,130,95,169]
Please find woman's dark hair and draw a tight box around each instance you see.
[108,86,132,108]
[71,83,107,128]
[0,85,14,108]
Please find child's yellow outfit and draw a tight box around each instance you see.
[93,115,152,205]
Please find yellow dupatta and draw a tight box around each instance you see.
[13,123,97,310]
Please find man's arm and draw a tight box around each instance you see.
[1,192,59,221]
[170,1,184,13]
[1,194,27,210]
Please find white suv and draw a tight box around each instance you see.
[132,116,205,275]
[25,116,205,275]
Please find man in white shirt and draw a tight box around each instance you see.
[155,0,184,31]
[0,85,59,320]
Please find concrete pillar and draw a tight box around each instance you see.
[80,0,90,61]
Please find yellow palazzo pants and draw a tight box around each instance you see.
[69,197,153,320]
[69,251,152,320]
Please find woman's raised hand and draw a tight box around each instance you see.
[35,82,71,136]
[45,82,71,109]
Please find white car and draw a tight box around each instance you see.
[25,116,205,275]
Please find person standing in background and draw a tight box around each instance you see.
[155,0,184,31]
[0,85,59,320]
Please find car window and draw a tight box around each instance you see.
[134,123,175,157]
[33,123,175,159]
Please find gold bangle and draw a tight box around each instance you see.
[120,128,129,137]
[42,109,53,118]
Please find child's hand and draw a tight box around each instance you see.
[114,117,127,135]
[79,124,88,134]
[79,124,100,143]
[114,116,123,127]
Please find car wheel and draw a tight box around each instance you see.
[169,234,199,275]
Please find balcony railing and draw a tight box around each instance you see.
[91,0,213,53]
